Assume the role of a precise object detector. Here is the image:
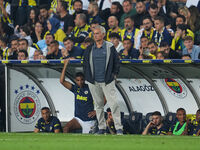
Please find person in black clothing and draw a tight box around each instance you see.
[55,0,74,35]
[147,3,170,27]
[88,1,105,27]
[160,41,181,59]
[62,37,84,59]
[157,0,178,19]
[72,0,88,21]
[8,38,19,60]
[133,1,148,29]
[31,21,45,43]
[46,40,62,59]
[100,1,123,25]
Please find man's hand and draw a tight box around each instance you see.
[88,110,96,118]
[147,121,155,128]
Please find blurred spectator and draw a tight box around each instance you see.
[70,13,90,47]
[55,0,74,35]
[31,21,45,43]
[157,0,178,19]
[106,16,121,42]
[100,1,123,24]
[182,36,200,60]
[133,1,148,29]
[147,41,158,59]
[0,36,10,60]
[121,16,139,48]
[148,3,160,22]
[14,25,33,46]
[46,40,62,59]
[41,33,63,56]
[39,4,50,31]
[119,38,139,59]
[188,6,200,33]
[62,37,84,59]
[72,0,88,20]
[0,21,13,40]
[156,51,165,59]
[88,1,105,27]
[44,17,66,42]
[8,37,19,60]
[160,41,181,59]
[33,49,45,60]
[171,24,193,52]
[178,6,190,25]
[152,16,172,47]
[82,37,94,49]
[173,15,194,37]
[138,36,151,59]
[0,0,12,27]
[109,32,124,53]
[181,54,191,60]
[17,49,28,60]
[11,0,37,26]
[88,20,100,38]
[119,0,136,28]
[18,38,35,60]
[136,16,154,49]
[26,7,39,34]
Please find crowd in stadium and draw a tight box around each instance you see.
[0,0,200,60]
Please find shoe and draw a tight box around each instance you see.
[116,129,123,135]
[96,129,106,134]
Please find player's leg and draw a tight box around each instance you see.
[81,120,96,133]
[88,82,106,130]
[63,118,82,133]
[102,81,123,130]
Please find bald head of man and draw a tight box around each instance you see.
[108,16,119,30]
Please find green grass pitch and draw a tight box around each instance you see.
[0,133,199,150]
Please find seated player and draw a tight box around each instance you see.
[168,108,191,135]
[142,111,168,135]
[60,59,96,134]
[34,107,62,133]
[190,109,200,136]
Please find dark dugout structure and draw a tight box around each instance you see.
[0,59,200,132]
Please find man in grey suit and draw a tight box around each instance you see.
[83,25,123,135]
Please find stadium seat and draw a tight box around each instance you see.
[126,111,143,134]
[164,112,177,128]
[145,112,153,124]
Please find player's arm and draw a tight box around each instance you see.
[60,59,72,90]
[88,110,96,118]
[142,121,154,135]
[34,122,40,133]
